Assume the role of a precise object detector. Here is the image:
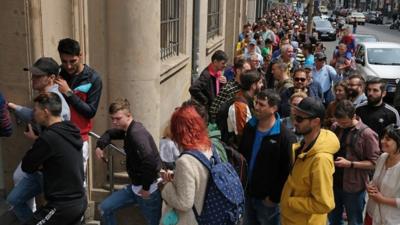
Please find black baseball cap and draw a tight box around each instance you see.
[293,97,325,120]
[23,57,59,76]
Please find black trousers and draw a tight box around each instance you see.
[23,198,87,225]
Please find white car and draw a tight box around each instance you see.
[346,12,366,25]
[355,42,400,98]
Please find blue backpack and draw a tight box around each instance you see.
[182,149,245,225]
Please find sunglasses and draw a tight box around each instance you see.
[294,115,314,123]
[294,77,307,82]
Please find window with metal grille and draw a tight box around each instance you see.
[160,0,180,60]
[207,0,220,39]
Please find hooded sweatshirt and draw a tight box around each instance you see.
[22,121,84,203]
[280,129,339,225]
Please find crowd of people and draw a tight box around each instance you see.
[0,4,400,225]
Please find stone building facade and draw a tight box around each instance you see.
[0,0,251,223]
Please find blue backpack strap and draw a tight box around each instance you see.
[180,146,221,170]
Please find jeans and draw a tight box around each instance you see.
[244,196,280,225]
[99,185,161,225]
[328,188,366,225]
[7,170,43,223]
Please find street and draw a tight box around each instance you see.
[322,22,400,61]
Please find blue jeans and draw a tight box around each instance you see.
[328,188,366,225]
[6,171,43,223]
[99,185,161,225]
[244,196,280,225]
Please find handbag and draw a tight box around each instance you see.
[162,209,179,225]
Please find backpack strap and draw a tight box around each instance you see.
[180,147,221,171]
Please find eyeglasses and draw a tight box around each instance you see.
[294,115,314,123]
[294,77,307,82]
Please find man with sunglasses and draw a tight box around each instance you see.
[328,100,380,225]
[239,89,296,225]
[347,74,367,108]
[279,68,323,117]
[280,97,340,225]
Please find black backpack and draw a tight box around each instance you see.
[222,142,248,190]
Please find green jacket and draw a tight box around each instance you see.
[208,123,228,162]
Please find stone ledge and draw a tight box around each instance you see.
[206,36,225,55]
[160,54,190,84]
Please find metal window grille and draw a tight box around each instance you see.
[160,0,180,60]
[207,0,220,39]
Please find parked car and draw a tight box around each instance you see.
[355,42,400,99]
[346,12,366,24]
[354,34,379,45]
[314,19,336,41]
[365,11,383,24]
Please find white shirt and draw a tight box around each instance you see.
[367,153,400,225]
[131,181,159,196]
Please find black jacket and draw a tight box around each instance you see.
[239,117,296,203]
[96,121,161,190]
[22,121,84,202]
[189,66,218,110]
[60,64,102,119]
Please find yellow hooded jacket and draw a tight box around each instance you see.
[280,129,340,225]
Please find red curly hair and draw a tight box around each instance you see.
[170,105,211,151]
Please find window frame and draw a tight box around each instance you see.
[160,0,181,60]
[207,0,221,40]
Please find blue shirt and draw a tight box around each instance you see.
[248,115,281,179]
[312,64,340,93]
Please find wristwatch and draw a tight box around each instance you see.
[65,90,74,98]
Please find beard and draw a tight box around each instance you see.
[347,89,359,98]
[367,94,383,106]
[295,126,313,135]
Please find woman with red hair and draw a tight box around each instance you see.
[161,105,212,225]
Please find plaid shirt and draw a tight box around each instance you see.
[209,80,241,120]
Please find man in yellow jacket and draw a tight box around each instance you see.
[280,97,340,225]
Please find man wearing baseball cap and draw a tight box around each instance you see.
[312,52,340,106]
[244,39,263,66]
[5,57,71,223]
[280,97,340,225]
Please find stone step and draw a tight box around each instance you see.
[102,183,126,192]
[84,220,100,225]
[112,171,130,184]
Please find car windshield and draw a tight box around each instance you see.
[367,48,400,65]
[315,20,332,28]
[352,13,364,17]
[356,36,377,43]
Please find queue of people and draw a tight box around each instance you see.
[0,4,399,225]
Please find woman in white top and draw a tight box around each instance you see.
[366,124,400,225]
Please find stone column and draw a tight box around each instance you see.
[106,0,161,141]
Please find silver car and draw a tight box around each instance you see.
[355,42,400,97]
